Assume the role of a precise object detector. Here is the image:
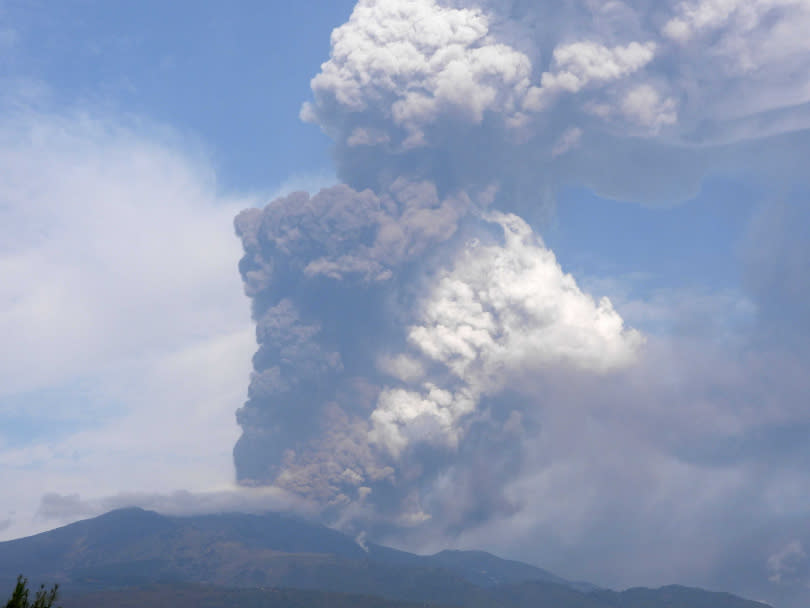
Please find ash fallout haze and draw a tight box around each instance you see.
[2,1,810,607]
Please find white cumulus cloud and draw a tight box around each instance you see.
[370,212,643,457]
[303,0,537,147]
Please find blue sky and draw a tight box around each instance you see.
[2,1,356,187]
[2,2,810,607]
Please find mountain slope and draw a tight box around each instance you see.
[0,508,771,608]
[0,508,580,595]
[425,549,599,591]
[60,583,453,608]
[0,508,491,604]
[59,580,772,608]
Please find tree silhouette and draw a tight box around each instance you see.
[4,576,59,608]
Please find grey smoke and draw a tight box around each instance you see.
[37,493,97,521]
[233,180,489,516]
[233,183,640,529]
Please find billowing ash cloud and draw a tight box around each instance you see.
[234,182,639,525]
[233,180,488,507]
[236,180,474,286]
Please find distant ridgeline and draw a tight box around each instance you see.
[0,508,771,608]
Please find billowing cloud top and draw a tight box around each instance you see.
[307,0,810,139]
[302,0,810,202]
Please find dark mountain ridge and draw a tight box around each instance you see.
[0,508,771,608]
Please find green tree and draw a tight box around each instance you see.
[4,576,60,608]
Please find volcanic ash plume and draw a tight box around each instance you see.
[228,4,810,604]
[233,175,641,526]
[235,0,803,529]
[231,0,810,529]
